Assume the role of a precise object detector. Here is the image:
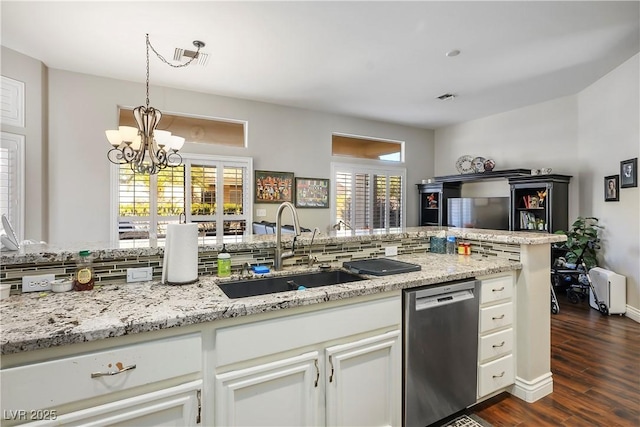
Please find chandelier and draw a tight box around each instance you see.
[106,34,205,174]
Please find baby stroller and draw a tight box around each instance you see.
[550,240,609,315]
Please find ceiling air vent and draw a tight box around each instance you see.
[437,93,456,101]
[173,48,209,66]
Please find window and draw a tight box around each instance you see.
[118,109,246,148]
[332,163,405,232]
[114,155,252,244]
[0,132,25,241]
[332,133,403,162]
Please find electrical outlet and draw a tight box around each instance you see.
[22,274,55,292]
[127,267,153,283]
[385,246,398,256]
[256,209,267,217]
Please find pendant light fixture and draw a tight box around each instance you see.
[106,34,205,174]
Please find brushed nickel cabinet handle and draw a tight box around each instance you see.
[492,287,505,292]
[493,371,505,378]
[492,314,505,320]
[492,341,506,348]
[314,359,319,387]
[329,355,335,383]
[91,364,136,378]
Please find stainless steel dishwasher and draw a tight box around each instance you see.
[403,280,479,427]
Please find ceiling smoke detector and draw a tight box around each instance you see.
[437,93,456,101]
[174,40,209,66]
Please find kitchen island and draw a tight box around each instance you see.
[0,227,564,426]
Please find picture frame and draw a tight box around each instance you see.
[295,177,330,208]
[620,157,637,188]
[604,175,619,202]
[255,170,294,203]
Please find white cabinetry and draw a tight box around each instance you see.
[477,274,516,398]
[325,331,400,427]
[214,294,401,426]
[215,352,320,426]
[1,333,202,426]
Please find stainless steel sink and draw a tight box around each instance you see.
[218,270,365,299]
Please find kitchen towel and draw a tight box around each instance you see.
[162,223,199,285]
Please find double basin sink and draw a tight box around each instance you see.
[218,258,422,299]
[218,270,365,299]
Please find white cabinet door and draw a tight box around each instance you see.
[215,352,320,426]
[325,330,401,427]
[24,381,202,427]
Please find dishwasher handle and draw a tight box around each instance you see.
[411,280,477,311]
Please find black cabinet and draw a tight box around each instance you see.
[508,175,571,233]
[417,182,461,226]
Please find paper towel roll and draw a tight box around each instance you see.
[162,223,199,285]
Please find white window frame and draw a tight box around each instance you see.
[0,132,25,241]
[330,162,406,232]
[110,154,253,244]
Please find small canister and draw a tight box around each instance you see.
[458,243,466,255]
[464,243,471,255]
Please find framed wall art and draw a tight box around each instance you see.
[295,177,330,208]
[620,157,637,188]
[255,170,294,203]
[604,175,619,202]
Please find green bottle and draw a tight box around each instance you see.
[217,244,231,277]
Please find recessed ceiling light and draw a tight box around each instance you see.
[445,49,461,57]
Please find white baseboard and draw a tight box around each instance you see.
[510,373,553,402]
[625,305,640,323]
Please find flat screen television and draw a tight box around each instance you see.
[447,197,510,230]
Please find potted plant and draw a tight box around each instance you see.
[554,216,603,269]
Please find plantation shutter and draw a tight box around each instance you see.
[333,164,404,232]
[0,132,24,240]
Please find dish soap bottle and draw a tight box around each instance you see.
[73,250,95,291]
[217,244,231,277]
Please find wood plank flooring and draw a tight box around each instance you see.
[471,292,640,426]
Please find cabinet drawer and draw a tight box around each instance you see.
[478,354,514,397]
[1,333,202,412]
[479,302,513,333]
[479,328,513,363]
[480,276,513,305]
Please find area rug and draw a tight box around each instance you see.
[439,413,494,427]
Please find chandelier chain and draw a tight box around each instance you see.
[146,34,202,69]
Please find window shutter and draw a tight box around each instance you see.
[1,132,24,240]
[117,157,251,243]
[333,164,404,232]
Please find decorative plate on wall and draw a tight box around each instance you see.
[472,156,487,172]
[455,155,475,174]
[484,159,496,172]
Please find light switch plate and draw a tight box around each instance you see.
[127,267,153,283]
[385,246,398,256]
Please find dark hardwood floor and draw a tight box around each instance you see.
[471,291,640,426]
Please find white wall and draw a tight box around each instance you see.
[435,54,640,312]
[1,46,48,241]
[435,95,580,218]
[577,54,639,310]
[44,68,434,244]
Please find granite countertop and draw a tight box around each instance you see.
[0,226,565,265]
[0,253,521,355]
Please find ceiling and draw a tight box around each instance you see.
[2,1,639,129]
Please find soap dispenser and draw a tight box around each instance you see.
[217,244,231,277]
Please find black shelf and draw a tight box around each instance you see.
[416,182,461,226]
[509,175,571,233]
[434,169,531,184]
